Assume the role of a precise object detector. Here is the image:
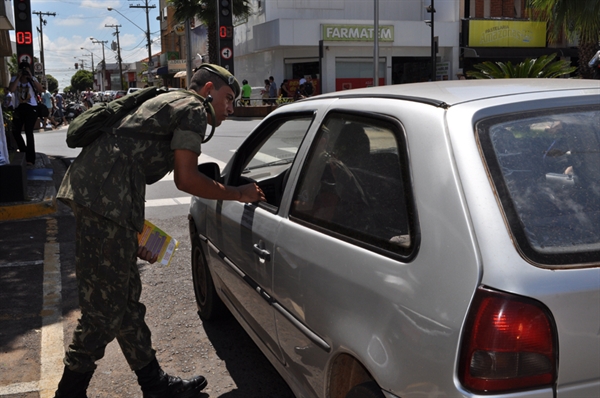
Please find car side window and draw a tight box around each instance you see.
[236,116,313,210]
[290,112,416,257]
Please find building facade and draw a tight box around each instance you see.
[155,0,577,95]
[232,0,461,94]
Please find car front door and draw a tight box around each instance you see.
[205,114,314,364]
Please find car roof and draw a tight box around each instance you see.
[314,79,600,108]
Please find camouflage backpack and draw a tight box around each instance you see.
[66,87,169,148]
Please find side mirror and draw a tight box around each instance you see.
[197,162,222,182]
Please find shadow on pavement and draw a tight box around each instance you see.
[202,311,295,398]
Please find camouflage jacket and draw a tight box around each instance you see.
[57,90,208,232]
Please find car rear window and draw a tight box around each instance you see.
[478,105,600,267]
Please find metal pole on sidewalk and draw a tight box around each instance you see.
[105,24,124,90]
[373,0,379,87]
[91,38,108,92]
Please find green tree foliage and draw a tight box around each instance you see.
[167,0,251,64]
[8,54,17,75]
[70,70,94,92]
[466,53,577,79]
[527,0,600,79]
[46,75,59,93]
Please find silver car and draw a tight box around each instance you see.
[188,79,600,398]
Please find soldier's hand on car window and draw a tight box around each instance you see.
[237,183,266,203]
[137,246,159,264]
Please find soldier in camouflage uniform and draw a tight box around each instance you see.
[54,64,266,398]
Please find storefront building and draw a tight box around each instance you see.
[233,0,461,95]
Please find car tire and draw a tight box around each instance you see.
[191,235,225,320]
[345,381,385,398]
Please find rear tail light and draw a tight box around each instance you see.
[459,286,557,394]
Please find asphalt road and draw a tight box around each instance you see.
[0,119,295,397]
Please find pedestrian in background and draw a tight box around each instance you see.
[304,75,315,97]
[279,79,291,99]
[8,61,43,165]
[294,78,308,101]
[41,85,53,130]
[53,64,265,398]
[83,88,94,109]
[261,78,270,105]
[269,76,277,104]
[241,79,252,106]
[53,90,65,127]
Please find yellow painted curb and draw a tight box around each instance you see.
[0,197,57,221]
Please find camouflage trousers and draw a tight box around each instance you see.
[64,202,156,372]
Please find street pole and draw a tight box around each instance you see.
[81,49,95,89]
[373,0,379,87]
[427,0,436,81]
[105,24,124,90]
[129,0,156,85]
[32,11,55,86]
[91,39,108,91]
[185,18,192,88]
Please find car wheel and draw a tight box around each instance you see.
[191,235,225,320]
[345,381,385,398]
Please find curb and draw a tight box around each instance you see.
[0,153,58,221]
[0,195,57,221]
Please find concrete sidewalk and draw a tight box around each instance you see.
[0,152,58,221]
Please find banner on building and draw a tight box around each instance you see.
[168,59,186,73]
[467,20,546,47]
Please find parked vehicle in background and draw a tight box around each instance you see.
[64,101,86,122]
[188,79,600,398]
[114,90,127,100]
[126,87,142,95]
[92,92,102,103]
[102,90,116,102]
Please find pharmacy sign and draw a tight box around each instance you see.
[322,24,394,42]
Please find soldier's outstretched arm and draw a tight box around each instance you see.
[173,148,265,203]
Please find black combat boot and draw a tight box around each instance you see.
[135,358,207,398]
[54,366,94,398]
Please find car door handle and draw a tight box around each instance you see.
[253,244,271,262]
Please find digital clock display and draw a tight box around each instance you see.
[219,25,233,39]
[16,31,32,45]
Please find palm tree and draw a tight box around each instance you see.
[527,0,600,79]
[466,53,577,79]
[167,0,251,65]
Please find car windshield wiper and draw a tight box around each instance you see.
[244,158,293,172]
